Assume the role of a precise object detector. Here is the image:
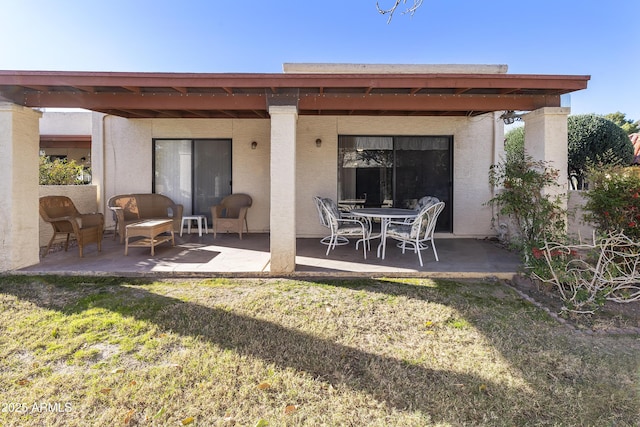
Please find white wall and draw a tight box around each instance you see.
[39,110,93,169]
[98,118,272,232]
[97,114,499,238]
[568,190,596,242]
[40,111,92,135]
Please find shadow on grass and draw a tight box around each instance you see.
[0,275,576,424]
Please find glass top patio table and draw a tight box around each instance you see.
[350,208,418,259]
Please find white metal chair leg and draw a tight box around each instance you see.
[321,235,349,245]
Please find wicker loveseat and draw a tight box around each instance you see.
[108,193,183,243]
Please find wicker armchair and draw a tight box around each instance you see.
[39,196,104,258]
[211,194,252,239]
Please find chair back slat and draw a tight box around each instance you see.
[313,196,331,228]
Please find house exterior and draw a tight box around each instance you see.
[0,64,590,273]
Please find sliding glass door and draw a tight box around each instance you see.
[338,135,452,232]
[153,139,232,220]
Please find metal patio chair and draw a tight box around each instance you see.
[315,196,370,259]
[386,201,445,266]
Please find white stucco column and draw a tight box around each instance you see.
[0,103,42,271]
[91,112,106,215]
[269,105,298,273]
[522,106,571,207]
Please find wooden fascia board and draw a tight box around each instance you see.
[20,91,561,113]
[40,134,91,149]
[0,70,590,92]
[40,134,91,142]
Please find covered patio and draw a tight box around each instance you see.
[0,64,589,275]
[16,232,521,278]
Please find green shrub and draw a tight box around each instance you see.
[504,125,524,162]
[568,115,634,185]
[39,155,86,185]
[582,165,640,240]
[487,153,567,262]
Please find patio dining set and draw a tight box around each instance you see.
[313,195,445,266]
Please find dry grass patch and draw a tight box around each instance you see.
[0,276,638,426]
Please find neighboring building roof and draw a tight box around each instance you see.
[630,133,640,164]
[282,63,510,74]
[0,65,590,119]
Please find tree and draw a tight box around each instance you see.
[39,155,86,185]
[568,114,634,188]
[377,0,423,22]
[504,125,524,162]
[604,112,640,135]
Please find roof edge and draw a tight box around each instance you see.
[283,63,509,74]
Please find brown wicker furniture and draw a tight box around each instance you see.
[124,219,175,256]
[211,194,252,239]
[39,195,104,258]
[108,194,183,243]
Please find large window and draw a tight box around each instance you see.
[153,139,232,220]
[338,135,452,232]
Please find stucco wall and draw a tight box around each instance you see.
[0,104,41,270]
[98,114,500,238]
[568,190,596,242]
[39,185,99,247]
[98,118,272,233]
[523,108,570,204]
[40,111,92,135]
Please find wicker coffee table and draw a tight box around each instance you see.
[125,219,175,256]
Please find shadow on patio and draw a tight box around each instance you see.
[16,232,522,279]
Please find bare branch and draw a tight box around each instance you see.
[376,0,424,23]
[533,233,640,314]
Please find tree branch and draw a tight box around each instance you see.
[376,0,424,23]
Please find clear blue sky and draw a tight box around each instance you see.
[1,0,638,121]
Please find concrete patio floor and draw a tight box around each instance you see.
[15,231,522,279]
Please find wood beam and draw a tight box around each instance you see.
[298,93,561,112]
[22,92,267,110]
[20,90,563,116]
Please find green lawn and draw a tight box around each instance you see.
[1,276,638,426]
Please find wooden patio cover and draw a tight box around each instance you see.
[0,70,590,119]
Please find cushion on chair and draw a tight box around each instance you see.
[415,196,440,211]
[415,217,428,238]
[336,223,366,235]
[387,223,412,239]
[321,198,343,227]
[322,198,342,218]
